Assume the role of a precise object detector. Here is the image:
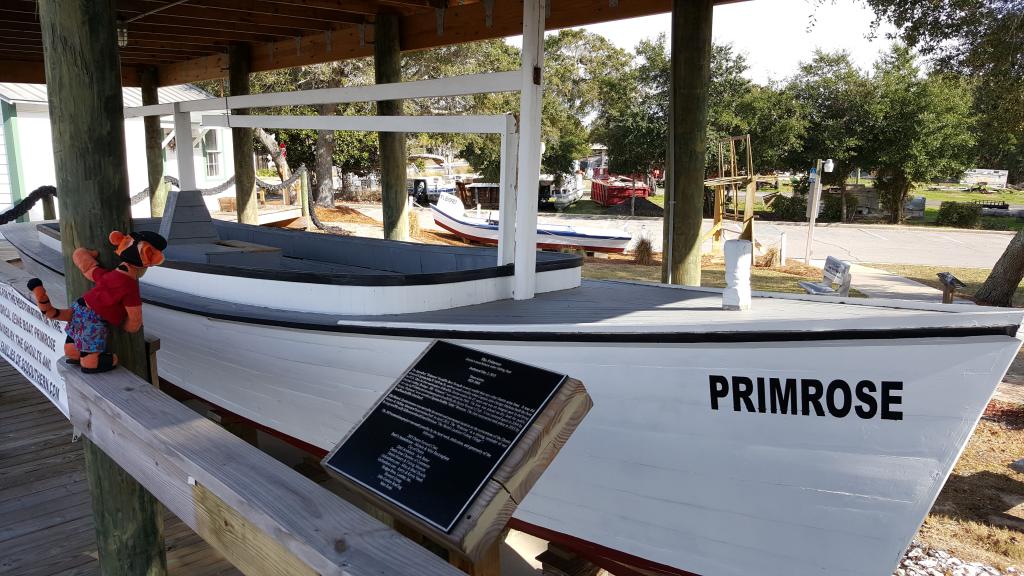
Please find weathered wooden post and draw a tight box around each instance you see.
[42,193,56,220]
[376,11,409,241]
[229,44,258,225]
[663,0,714,285]
[140,66,169,218]
[37,1,167,574]
[300,166,311,231]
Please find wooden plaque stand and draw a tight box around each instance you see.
[326,377,592,563]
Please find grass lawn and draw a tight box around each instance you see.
[865,262,1021,305]
[917,411,1024,570]
[915,185,1024,207]
[581,255,867,295]
[560,200,607,215]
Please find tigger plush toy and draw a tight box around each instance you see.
[26,230,167,373]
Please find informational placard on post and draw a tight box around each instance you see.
[323,340,567,533]
[0,280,69,418]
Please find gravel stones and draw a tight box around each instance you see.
[896,541,1018,576]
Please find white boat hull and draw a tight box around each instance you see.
[141,302,1020,576]
[8,224,1022,576]
[432,193,632,253]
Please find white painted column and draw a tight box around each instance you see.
[498,113,519,266]
[513,0,545,300]
[172,102,196,190]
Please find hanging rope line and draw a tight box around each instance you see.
[0,185,56,226]
[129,167,309,205]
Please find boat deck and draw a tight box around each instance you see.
[0,360,241,576]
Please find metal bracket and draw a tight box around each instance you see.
[436,7,445,36]
[483,0,494,27]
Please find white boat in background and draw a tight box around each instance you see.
[5,188,1023,575]
[540,171,585,210]
[431,193,633,253]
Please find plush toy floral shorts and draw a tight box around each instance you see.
[66,299,109,354]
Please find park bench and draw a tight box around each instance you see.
[799,256,852,297]
[972,200,1010,210]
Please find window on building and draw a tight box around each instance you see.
[204,130,221,178]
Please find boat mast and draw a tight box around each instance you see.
[513,0,546,300]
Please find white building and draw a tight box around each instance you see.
[0,83,236,221]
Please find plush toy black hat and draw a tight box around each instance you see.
[109,230,168,268]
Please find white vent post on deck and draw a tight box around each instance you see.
[172,103,197,190]
[514,0,546,300]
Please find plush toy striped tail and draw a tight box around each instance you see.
[26,278,72,322]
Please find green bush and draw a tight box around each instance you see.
[936,201,982,228]
[256,168,278,179]
[769,194,807,221]
[820,192,859,222]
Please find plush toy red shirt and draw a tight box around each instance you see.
[27,230,167,373]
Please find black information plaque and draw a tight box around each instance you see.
[323,340,567,533]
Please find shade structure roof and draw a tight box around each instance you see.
[0,0,742,86]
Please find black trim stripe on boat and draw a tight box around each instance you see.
[15,243,1021,344]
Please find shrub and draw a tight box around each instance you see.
[769,194,807,221]
[632,236,654,266]
[936,201,982,228]
[256,168,278,179]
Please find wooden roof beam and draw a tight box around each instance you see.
[116,2,365,30]
[122,0,376,23]
[258,0,416,17]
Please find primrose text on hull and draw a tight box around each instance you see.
[709,375,903,420]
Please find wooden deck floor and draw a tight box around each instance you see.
[0,360,241,576]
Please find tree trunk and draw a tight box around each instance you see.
[314,126,335,208]
[139,67,168,217]
[254,128,290,181]
[976,229,1024,307]
[314,75,340,209]
[840,181,847,223]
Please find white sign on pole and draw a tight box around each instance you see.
[0,281,69,418]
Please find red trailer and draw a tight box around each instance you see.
[590,177,652,207]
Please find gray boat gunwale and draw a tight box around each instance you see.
[36,220,582,287]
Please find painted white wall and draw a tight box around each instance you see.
[11,105,236,221]
[0,120,10,212]
[16,109,56,222]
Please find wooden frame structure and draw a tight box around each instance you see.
[0,0,743,86]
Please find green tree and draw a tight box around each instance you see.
[786,50,872,211]
[863,45,976,223]
[859,0,1023,183]
[735,84,806,173]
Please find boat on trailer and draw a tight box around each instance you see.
[431,193,633,253]
[5,190,1022,575]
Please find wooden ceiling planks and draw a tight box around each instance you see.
[0,0,743,86]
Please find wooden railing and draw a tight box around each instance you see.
[61,364,465,576]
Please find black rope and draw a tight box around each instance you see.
[129,167,308,205]
[0,185,56,225]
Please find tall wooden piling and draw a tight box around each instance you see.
[663,0,714,285]
[140,67,168,218]
[37,1,167,574]
[375,11,409,241]
[229,44,258,225]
